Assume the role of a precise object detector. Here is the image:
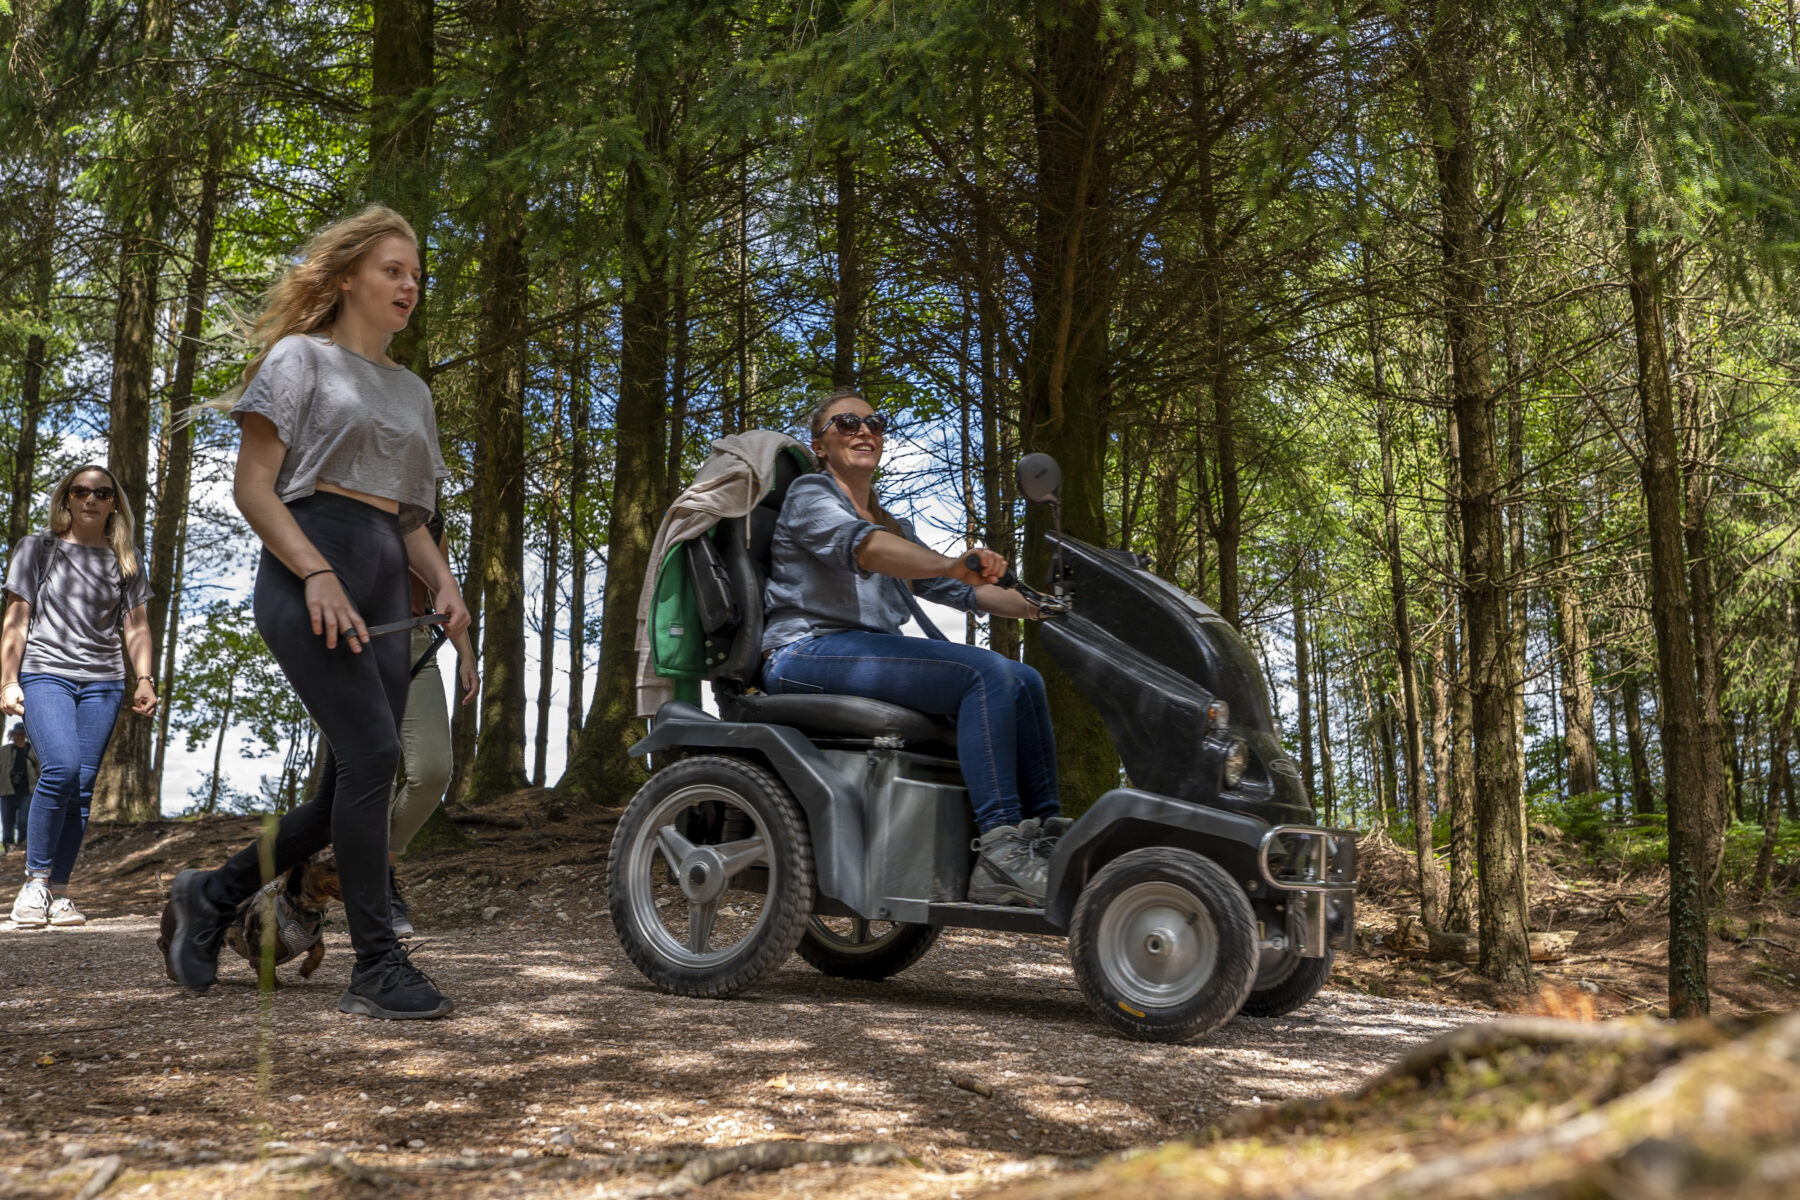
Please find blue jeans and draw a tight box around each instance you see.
[764,631,1060,832]
[20,673,125,885]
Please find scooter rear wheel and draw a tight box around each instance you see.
[607,755,814,998]
[1240,948,1334,1018]
[1069,847,1258,1042]
[797,917,940,981]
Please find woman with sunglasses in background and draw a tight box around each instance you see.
[1,464,158,927]
[760,388,1064,907]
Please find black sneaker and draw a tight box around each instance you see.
[388,867,415,938]
[338,943,454,1020]
[166,869,233,993]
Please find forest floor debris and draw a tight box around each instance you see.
[0,792,1793,1199]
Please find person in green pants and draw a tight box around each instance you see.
[386,509,478,935]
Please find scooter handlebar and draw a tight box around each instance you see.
[961,552,1066,615]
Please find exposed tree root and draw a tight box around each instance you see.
[1352,1016,1701,1099]
[71,1155,123,1200]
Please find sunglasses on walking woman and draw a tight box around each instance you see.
[68,485,116,501]
[823,413,891,437]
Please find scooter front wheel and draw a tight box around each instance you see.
[607,755,814,998]
[1069,847,1258,1042]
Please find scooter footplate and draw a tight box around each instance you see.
[926,903,1059,935]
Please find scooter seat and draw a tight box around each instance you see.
[721,692,958,756]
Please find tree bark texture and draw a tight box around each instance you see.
[561,35,672,805]
[92,0,177,823]
[462,0,532,804]
[1624,204,1712,1018]
[1548,497,1600,796]
[1755,586,1800,893]
[1428,4,1530,983]
[1017,0,1123,815]
[1294,579,1316,804]
[8,163,58,551]
[833,147,860,389]
[369,0,435,371]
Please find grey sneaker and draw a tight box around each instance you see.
[1041,816,1073,840]
[968,825,1049,907]
[11,878,50,927]
[47,896,86,926]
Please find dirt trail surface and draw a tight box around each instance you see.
[2,807,1484,1199]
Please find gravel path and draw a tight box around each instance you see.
[0,889,1486,1199]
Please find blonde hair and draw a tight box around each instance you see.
[48,463,141,578]
[808,387,905,538]
[236,204,418,390]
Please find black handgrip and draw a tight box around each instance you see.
[963,551,1018,590]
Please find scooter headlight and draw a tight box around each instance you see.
[1222,736,1248,788]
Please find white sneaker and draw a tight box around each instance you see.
[47,896,86,926]
[11,879,50,927]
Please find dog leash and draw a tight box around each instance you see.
[365,612,450,679]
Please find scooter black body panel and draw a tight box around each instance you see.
[1040,787,1272,928]
[1039,534,1316,827]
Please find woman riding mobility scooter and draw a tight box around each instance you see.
[608,450,1356,1042]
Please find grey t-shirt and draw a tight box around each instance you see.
[761,473,978,651]
[4,534,153,681]
[231,334,449,532]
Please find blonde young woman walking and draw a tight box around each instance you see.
[2,464,158,926]
[163,205,470,1019]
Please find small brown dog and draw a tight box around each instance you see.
[157,851,342,983]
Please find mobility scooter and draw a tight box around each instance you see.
[607,451,1356,1042]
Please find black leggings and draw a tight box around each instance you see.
[205,492,411,970]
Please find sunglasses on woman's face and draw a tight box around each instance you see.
[68,485,116,502]
[825,413,890,437]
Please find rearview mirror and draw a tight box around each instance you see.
[1016,454,1062,505]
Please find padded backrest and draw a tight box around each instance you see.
[711,447,811,695]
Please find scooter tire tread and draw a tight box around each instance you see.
[607,755,815,999]
[1239,948,1333,1018]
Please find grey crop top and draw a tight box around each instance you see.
[230,334,449,532]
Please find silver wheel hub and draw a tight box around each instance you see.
[625,783,774,966]
[1096,880,1218,1009]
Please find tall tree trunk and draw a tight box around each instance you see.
[1624,203,1712,1018]
[1548,497,1600,796]
[369,0,435,370]
[1018,0,1123,814]
[1757,591,1799,892]
[1671,287,1730,879]
[533,515,560,788]
[462,0,532,804]
[1294,578,1316,804]
[1317,642,1338,825]
[92,0,178,824]
[1622,664,1655,817]
[1499,234,1529,862]
[146,142,222,799]
[566,334,589,754]
[561,36,671,804]
[833,148,860,388]
[1428,3,1529,982]
[8,162,58,550]
[1381,392,1442,925]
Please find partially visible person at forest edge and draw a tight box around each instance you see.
[162,204,469,1019]
[2,464,158,926]
[385,508,479,937]
[2,722,40,857]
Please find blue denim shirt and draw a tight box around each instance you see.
[761,473,979,652]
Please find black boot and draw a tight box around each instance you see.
[166,869,233,994]
[388,866,414,938]
[338,943,454,1020]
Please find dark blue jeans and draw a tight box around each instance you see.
[764,631,1060,832]
[20,673,125,884]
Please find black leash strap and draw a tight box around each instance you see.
[364,612,450,679]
